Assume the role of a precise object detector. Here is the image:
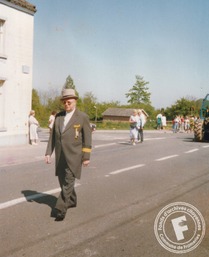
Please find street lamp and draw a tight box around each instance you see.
[94,106,97,122]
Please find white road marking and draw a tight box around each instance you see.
[145,137,166,141]
[0,183,80,210]
[94,137,166,148]
[109,164,145,175]
[94,143,116,148]
[2,138,208,210]
[155,155,179,161]
[185,149,199,153]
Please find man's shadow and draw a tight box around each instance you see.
[21,190,57,217]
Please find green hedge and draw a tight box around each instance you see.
[94,120,173,130]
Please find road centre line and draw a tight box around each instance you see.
[145,137,166,141]
[185,149,199,153]
[202,145,209,148]
[94,143,116,148]
[0,188,60,210]
[94,137,165,148]
[0,184,80,210]
[109,164,145,175]
[155,155,179,161]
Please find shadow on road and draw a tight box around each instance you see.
[182,137,195,142]
[21,190,57,216]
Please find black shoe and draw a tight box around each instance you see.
[55,211,66,221]
[50,209,58,218]
[69,203,77,208]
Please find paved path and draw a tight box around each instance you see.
[0,129,49,167]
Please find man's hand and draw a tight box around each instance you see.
[83,160,90,167]
[45,155,51,164]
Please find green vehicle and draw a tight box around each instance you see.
[194,94,209,141]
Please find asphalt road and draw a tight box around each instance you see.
[1,129,209,257]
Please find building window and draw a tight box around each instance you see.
[0,19,6,58]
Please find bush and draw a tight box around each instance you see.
[94,120,158,130]
[95,121,130,130]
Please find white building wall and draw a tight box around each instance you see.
[0,3,34,146]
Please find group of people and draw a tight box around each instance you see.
[155,113,197,133]
[172,115,197,133]
[129,109,146,145]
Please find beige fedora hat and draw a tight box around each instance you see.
[60,88,78,100]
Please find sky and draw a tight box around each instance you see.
[31,0,209,109]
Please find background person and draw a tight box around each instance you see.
[28,110,39,145]
[173,116,180,133]
[156,113,162,130]
[129,109,139,145]
[184,116,190,133]
[137,109,146,143]
[48,111,57,132]
[161,114,167,130]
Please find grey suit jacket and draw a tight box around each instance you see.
[45,109,92,179]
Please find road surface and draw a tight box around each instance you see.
[0,129,209,257]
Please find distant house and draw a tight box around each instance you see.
[102,108,148,122]
[0,0,36,146]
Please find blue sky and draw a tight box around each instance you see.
[31,0,209,108]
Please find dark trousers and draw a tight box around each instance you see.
[138,128,144,142]
[55,153,77,213]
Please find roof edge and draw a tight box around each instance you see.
[0,0,36,14]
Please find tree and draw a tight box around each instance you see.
[81,92,97,120]
[63,75,75,89]
[32,89,42,115]
[63,75,80,102]
[165,97,198,120]
[47,96,63,113]
[32,89,47,126]
[125,75,151,105]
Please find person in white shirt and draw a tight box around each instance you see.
[129,109,139,145]
[28,110,39,145]
[161,115,167,130]
[48,111,57,132]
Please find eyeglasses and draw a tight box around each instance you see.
[62,100,72,105]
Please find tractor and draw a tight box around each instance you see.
[194,93,209,142]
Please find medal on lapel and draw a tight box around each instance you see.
[74,124,80,139]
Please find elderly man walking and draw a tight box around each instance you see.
[45,88,92,221]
